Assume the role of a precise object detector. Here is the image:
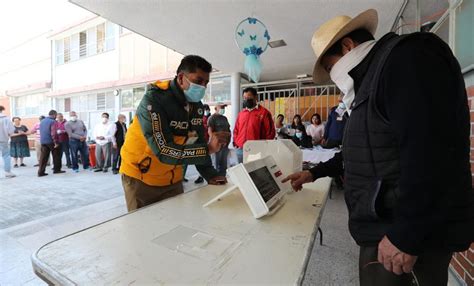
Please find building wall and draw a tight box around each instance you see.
[451,70,474,286]
[53,50,119,90]
[0,34,51,93]
[0,96,11,116]
[119,31,182,80]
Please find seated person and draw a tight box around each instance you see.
[306,113,325,145]
[290,115,312,148]
[275,114,290,139]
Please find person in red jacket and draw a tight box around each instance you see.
[233,87,275,163]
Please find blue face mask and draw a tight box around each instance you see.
[183,76,206,103]
[296,132,303,139]
[219,109,225,115]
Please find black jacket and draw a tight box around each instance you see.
[114,121,127,146]
[310,32,474,255]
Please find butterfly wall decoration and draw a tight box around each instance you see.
[235,17,270,82]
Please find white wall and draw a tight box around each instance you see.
[0,34,51,92]
[53,50,119,90]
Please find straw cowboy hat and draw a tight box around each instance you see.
[311,9,378,84]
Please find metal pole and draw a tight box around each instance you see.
[230,72,241,134]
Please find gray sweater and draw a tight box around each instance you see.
[0,113,14,143]
[65,119,87,140]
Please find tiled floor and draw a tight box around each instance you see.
[0,152,203,285]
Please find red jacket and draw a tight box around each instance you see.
[233,105,275,148]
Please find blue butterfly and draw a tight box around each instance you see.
[237,29,245,37]
[264,30,270,41]
[250,35,257,41]
[248,17,257,24]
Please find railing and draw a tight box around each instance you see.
[242,78,340,123]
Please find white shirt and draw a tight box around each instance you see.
[93,122,116,146]
[306,124,325,143]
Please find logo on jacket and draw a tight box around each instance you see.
[197,108,203,115]
[170,121,188,130]
[191,118,203,125]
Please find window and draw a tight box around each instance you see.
[133,87,145,108]
[70,34,80,61]
[87,27,97,56]
[54,22,117,65]
[97,93,106,110]
[202,76,231,104]
[64,37,70,63]
[55,97,71,113]
[97,23,105,54]
[79,31,87,57]
[121,90,133,109]
[455,0,474,71]
[105,22,116,51]
[55,39,64,65]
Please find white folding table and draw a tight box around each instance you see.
[32,177,331,285]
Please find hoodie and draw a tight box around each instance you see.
[0,113,15,143]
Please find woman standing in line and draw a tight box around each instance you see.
[10,117,30,167]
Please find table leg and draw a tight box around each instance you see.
[318,227,323,245]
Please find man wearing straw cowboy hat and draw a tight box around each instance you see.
[283,9,474,285]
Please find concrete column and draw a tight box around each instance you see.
[230,72,241,130]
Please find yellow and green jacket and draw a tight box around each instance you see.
[120,78,218,186]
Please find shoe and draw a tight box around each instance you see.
[112,170,118,175]
[13,164,18,168]
[194,176,204,184]
[53,170,66,174]
[94,168,103,172]
[73,169,79,173]
[38,173,48,177]
[103,168,108,173]
[183,178,189,182]
[20,163,26,167]
[34,164,39,167]
[5,172,16,178]
[67,165,72,169]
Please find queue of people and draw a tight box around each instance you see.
[0,107,128,178]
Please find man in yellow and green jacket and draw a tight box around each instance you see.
[120,55,229,211]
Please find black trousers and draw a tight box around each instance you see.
[38,144,61,175]
[359,246,452,286]
[112,143,123,171]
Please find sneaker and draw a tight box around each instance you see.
[194,176,204,184]
[34,164,39,167]
[53,170,66,174]
[94,168,103,172]
[67,165,72,169]
[103,168,108,173]
[73,169,79,173]
[112,170,118,175]
[13,164,18,168]
[5,172,16,178]
[20,163,26,167]
[38,173,48,177]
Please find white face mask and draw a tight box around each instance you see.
[70,116,77,122]
[330,40,376,116]
[102,117,108,123]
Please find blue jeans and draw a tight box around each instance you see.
[214,146,229,176]
[59,141,72,167]
[0,142,11,172]
[236,148,243,164]
[69,139,90,170]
